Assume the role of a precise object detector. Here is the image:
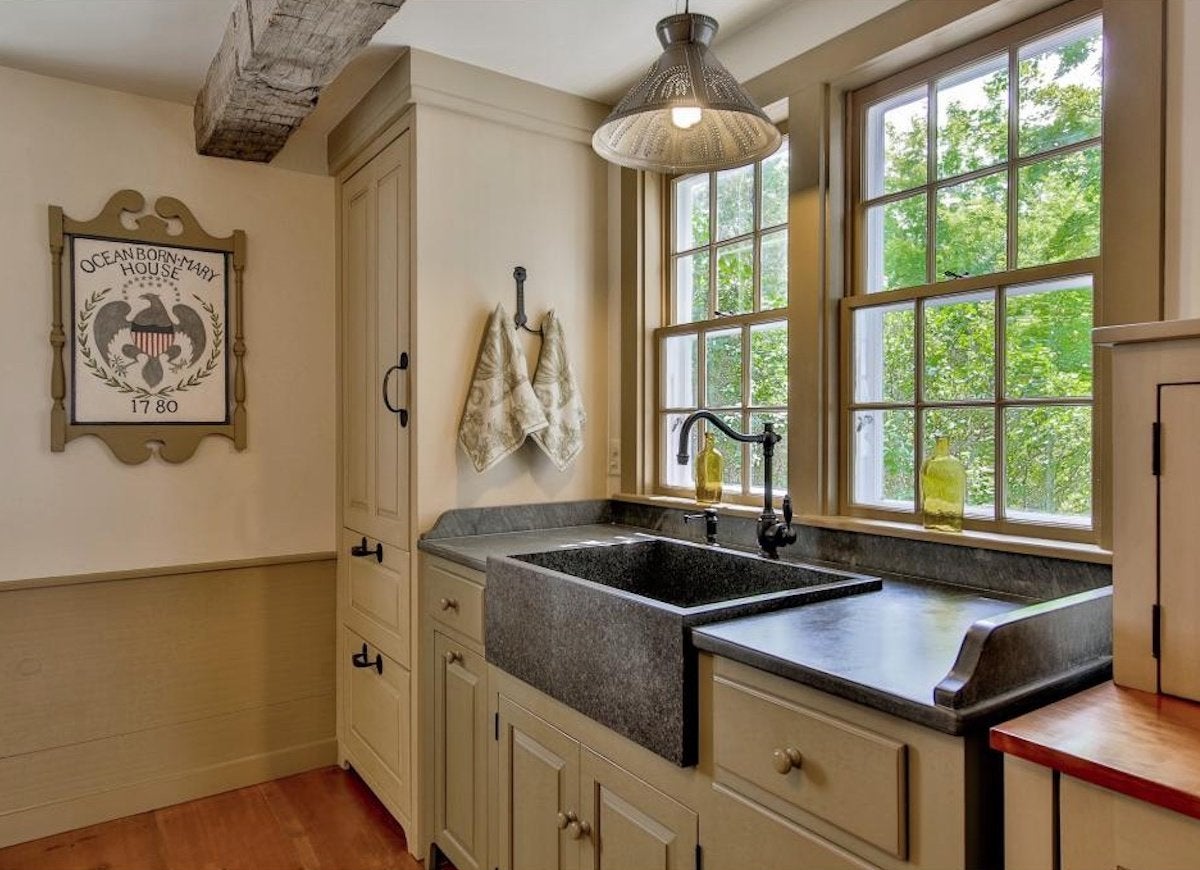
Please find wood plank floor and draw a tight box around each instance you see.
[0,767,440,870]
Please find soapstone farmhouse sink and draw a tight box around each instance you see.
[485,537,881,765]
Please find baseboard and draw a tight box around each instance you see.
[0,738,337,849]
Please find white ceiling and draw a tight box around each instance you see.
[0,0,905,167]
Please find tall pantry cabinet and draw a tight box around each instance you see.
[336,126,418,837]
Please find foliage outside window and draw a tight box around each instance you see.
[846,15,1101,537]
[659,141,789,501]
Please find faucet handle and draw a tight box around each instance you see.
[782,494,793,527]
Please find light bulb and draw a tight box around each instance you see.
[671,106,703,130]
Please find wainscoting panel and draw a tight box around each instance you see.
[0,556,337,848]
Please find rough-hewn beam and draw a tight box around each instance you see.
[195,0,404,162]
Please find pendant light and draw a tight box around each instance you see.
[592,7,782,174]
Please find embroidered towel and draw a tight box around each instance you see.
[530,310,587,470]
[458,304,548,473]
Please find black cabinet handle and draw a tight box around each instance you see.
[351,642,383,674]
[350,536,382,563]
[382,352,409,427]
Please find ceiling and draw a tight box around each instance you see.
[0,0,905,168]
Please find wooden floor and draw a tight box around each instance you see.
[0,767,432,870]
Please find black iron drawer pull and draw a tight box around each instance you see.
[382,352,410,427]
[350,536,383,562]
[351,643,383,674]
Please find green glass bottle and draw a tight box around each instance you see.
[695,432,724,504]
[921,436,966,532]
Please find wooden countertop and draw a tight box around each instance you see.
[991,681,1200,820]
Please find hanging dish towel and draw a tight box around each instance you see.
[531,310,587,471]
[458,304,548,473]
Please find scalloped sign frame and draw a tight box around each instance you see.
[49,190,247,464]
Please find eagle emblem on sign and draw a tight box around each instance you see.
[91,293,209,388]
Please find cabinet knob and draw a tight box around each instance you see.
[556,810,577,830]
[445,650,463,666]
[439,597,459,612]
[772,746,803,775]
[568,818,592,840]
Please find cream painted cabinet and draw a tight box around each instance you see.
[495,694,698,870]
[433,631,488,870]
[341,130,411,552]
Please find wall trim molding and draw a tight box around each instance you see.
[0,738,336,849]
[0,551,337,593]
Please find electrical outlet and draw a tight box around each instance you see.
[607,439,621,475]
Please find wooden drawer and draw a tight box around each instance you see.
[426,561,484,645]
[341,626,411,816]
[1061,775,1200,870]
[713,671,908,859]
[341,528,411,666]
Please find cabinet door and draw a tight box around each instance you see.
[578,748,697,870]
[341,626,411,815]
[496,696,580,870]
[1159,383,1200,700]
[434,633,487,870]
[341,131,411,550]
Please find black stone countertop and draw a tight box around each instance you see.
[418,503,1112,735]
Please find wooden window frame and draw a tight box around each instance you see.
[841,6,1104,543]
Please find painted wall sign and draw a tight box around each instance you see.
[49,190,247,463]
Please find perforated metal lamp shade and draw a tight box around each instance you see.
[592,12,782,174]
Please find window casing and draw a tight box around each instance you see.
[657,141,790,503]
[843,13,1103,541]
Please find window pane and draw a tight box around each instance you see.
[750,321,788,407]
[937,54,1008,178]
[662,334,697,408]
[1018,17,1103,157]
[708,412,745,489]
[923,408,995,513]
[1005,277,1093,399]
[750,410,788,493]
[706,328,743,407]
[673,251,709,324]
[866,192,927,292]
[716,240,754,315]
[852,409,915,509]
[866,86,928,198]
[761,143,789,229]
[923,290,996,401]
[761,229,788,310]
[663,413,698,489]
[674,173,710,251]
[716,163,754,241]
[853,302,915,404]
[1004,405,1092,524]
[1017,146,1101,268]
[936,171,1007,280]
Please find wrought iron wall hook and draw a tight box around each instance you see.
[512,266,543,336]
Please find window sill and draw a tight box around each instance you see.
[612,493,1112,565]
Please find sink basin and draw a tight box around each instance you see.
[486,537,881,765]
[512,539,873,610]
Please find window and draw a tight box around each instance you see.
[845,15,1102,538]
[658,140,789,502]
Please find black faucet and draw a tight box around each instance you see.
[676,411,797,559]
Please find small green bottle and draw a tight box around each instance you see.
[695,432,724,504]
[921,436,966,532]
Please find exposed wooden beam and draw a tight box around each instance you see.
[194,0,404,162]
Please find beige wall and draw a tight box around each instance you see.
[0,65,336,581]
[411,103,611,530]
[1166,0,1200,319]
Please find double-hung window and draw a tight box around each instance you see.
[844,13,1102,539]
[658,140,789,503]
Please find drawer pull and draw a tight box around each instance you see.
[569,818,592,840]
[350,537,383,563]
[445,650,464,666]
[351,642,383,675]
[556,810,577,830]
[439,597,460,612]
[772,746,803,775]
